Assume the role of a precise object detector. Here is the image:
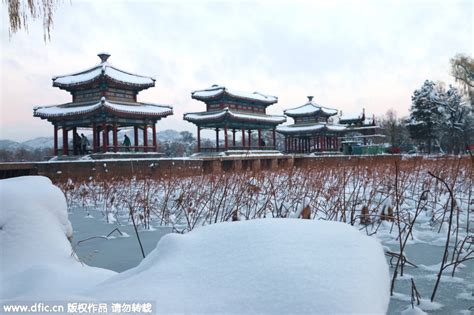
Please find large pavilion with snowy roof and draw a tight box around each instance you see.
[277,96,346,154]
[33,53,173,156]
[184,85,286,153]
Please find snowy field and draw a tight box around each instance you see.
[1,156,473,314]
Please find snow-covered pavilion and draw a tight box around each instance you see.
[277,96,346,153]
[33,53,173,156]
[184,85,286,153]
[338,110,385,154]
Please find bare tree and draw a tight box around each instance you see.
[4,0,59,41]
[450,54,474,107]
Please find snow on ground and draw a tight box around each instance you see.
[91,219,390,314]
[0,176,115,301]
[1,176,390,314]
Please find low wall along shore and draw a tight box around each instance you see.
[0,155,414,181]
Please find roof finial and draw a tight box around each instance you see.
[98,52,111,63]
[307,96,314,102]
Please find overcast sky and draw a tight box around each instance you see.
[0,0,472,141]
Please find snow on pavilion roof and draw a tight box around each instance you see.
[284,96,338,118]
[184,108,286,124]
[52,53,155,89]
[33,97,173,119]
[277,122,347,135]
[191,85,278,104]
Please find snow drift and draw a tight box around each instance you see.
[1,176,389,314]
[92,219,390,314]
[0,176,115,300]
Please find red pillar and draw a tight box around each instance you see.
[215,128,219,151]
[257,129,262,148]
[197,127,201,152]
[224,126,228,150]
[72,127,77,155]
[242,128,246,148]
[152,123,157,152]
[102,123,108,153]
[134,126,139,152]
[62,127,69,155]
[53,125,58,155]
[92,123,97,153]
[272,129,276,149]
[232,129,236,147]
[113,123,118,153]
[143,124,148,153]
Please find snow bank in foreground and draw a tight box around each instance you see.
[92,219,390,314]
[1,176,389,313]
[0,176,115,300]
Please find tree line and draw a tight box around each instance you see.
[379,54,473,154]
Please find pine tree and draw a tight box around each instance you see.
[438,86,465,153]
[407,80,443,153]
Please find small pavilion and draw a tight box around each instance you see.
[184,85,286,153]
[277,96,346,153]
[33,53,173,155]
[338,110,385,154]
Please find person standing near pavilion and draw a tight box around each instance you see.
[80,133,90,155]
[73,131,81,155]
[123,134,131,151]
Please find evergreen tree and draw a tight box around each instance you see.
[438,86,466,153]
[407,80,443,153]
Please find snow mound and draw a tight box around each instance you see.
[92,219,390,314]
[0,176,115,300]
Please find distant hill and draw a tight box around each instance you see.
[0,129,188,152]
[0,140,23,151]
[157,129,182,142]
[0,138,54,151]
[22,137,54,150]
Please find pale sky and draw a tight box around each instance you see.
[0,0,472,141]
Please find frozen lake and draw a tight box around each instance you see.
[69,209,473,314]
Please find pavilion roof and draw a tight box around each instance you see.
[277,122,346,135]
[183,108,286,125]
[52,53,155,90]
[284,96,338,118]
[191,85,278,105]
[33,97,173,119]
[338,110,367,125]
